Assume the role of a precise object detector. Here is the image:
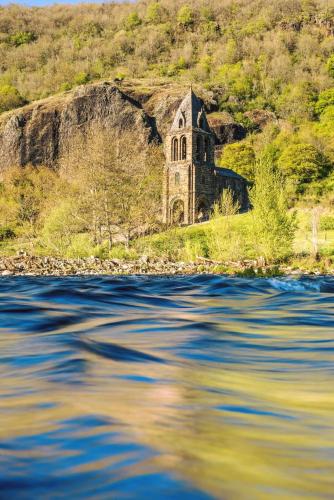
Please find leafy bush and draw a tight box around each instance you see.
[65,233,95,258]
[249,157,297,263]
[177,5,194,29]
[0,84,25,113]
[0,227,15,241]
[73,72,90,86]
[320,216,334,231]
[109,245,138,260]
[124,12,142,30]
[7,31,36,47]
[146,2,163,24]
[315,88,334,115]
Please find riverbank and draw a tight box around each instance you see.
[0,254,333,276]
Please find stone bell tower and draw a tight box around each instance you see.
[162,88,216,225]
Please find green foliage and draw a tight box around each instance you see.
[207,189,245,261]
[249,158,296,263]
[109,245,138,260]
[73,72,90,86]
[277,144,330,185]
[217,63,254,101]
[276,83,316,121]
[327,55,334,78]
[146,2,162,24]
[219,143,256,181]
[315,88,334,115]
[65,233,94,258]
[320,215,334,231]
[0,227,15,241]
[40,199,87,255]
[177,5,194,29]
[7,31,36,47]
[0,84,25,113]
[316,105,334,136]
[124,12,142,31]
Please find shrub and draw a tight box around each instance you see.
[109,245,138,260]
[65,233,95,258]
[7,31,37,47]
[207,189,245,261]
[124,12,142,31]
[0,84,25,113]
[0,227,15,241]
[249,157,297,263]
[177,5,194,29]
[146,2,162,24]
[320,215,334,231]
[73,72,90,86]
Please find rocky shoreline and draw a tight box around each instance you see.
[0,254,332,277]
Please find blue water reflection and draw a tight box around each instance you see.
[1,275,334,498]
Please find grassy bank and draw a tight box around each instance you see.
[131,209,334,271]
[1,207,334,274]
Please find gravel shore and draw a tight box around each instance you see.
[0,254,331,276]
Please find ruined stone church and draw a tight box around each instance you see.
[163,89,248,225]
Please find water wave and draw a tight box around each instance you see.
[0,275,334,499]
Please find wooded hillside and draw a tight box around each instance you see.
[1,0,334,200]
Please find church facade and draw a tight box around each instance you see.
[162,89,248,225]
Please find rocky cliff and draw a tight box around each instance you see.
[0,80,246,171]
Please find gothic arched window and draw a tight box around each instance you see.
[181,136,187,160]
[204,137,210,162]
[171,137,178,161]
[175,172,180,185]
[197,135,203,161]
[179,118,183,128]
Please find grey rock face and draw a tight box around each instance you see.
[0,83,156,171]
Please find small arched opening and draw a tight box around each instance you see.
[171,137,178,162]
[171,199,185,225]
[181,136,187,160]
[179,117,184,128]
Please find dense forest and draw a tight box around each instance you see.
[0,0,334,261]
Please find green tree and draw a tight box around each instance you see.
[219,143,256,181]
[276,83,316,121]
[326,55,334,78]
[277,143,330,185]
[314,88,334,115]
[146,2,162,24]
[0,165,62,236]
[250,157,296,263]
[177,5,194,29]
[0,84,25,113]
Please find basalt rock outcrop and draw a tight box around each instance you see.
[0,83,156,171]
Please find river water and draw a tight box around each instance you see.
[1,275,334,499]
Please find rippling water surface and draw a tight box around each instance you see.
[1,275,334,499]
